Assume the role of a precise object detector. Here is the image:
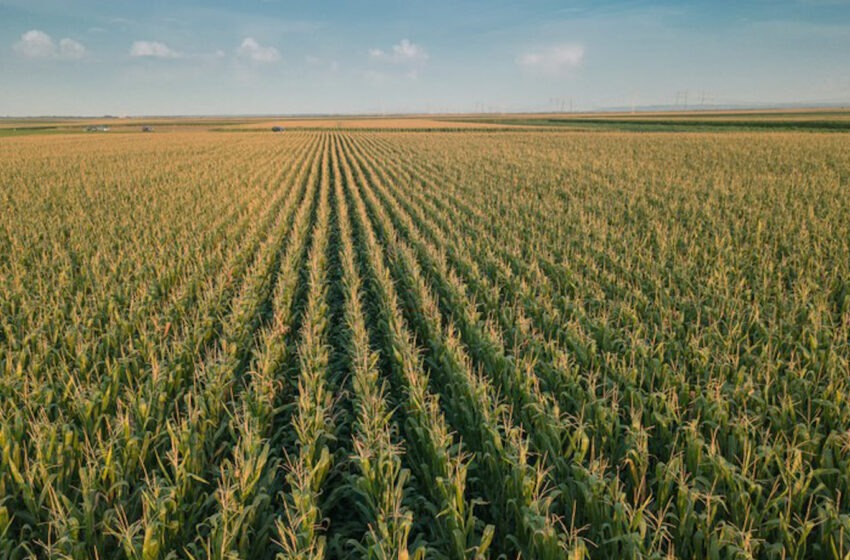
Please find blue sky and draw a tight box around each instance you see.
[1,0,849,116]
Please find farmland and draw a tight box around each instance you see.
[1,122,849,559]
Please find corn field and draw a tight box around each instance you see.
[1,129,849,559]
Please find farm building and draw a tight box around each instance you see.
[272,126,285,132]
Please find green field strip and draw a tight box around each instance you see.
[110,134,323,556]
[344,135,570,558]
[196,133,328,558]
[275,134,336,559]
[310,133,368,555]
[338,136,494,559]
[444,116,850,132]
[328,133,422,558]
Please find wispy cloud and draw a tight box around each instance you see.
[59,38,86,59]
[237,37,280,62]
[518,44,585,76]
[130,40,180,59]
[13,30,86,60]
[369,39,428,63]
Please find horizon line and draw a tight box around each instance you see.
[3,101,850,120]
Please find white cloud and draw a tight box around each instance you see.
[369,39,428,63]
[237,37,280,63]
[14,30,54,58]
[130,40,179,59]
[59,38,86,60]
[518,44,585,76]
[13,30,86,60]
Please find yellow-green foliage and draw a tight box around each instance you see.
[0,128,848,559]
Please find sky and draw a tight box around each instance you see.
[1,0,849,116]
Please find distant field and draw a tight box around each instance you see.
[1,125,849,558]
[217,116,515,131]
[447,109,850,131]
[4,108,850,136]
[0,115,512,136]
